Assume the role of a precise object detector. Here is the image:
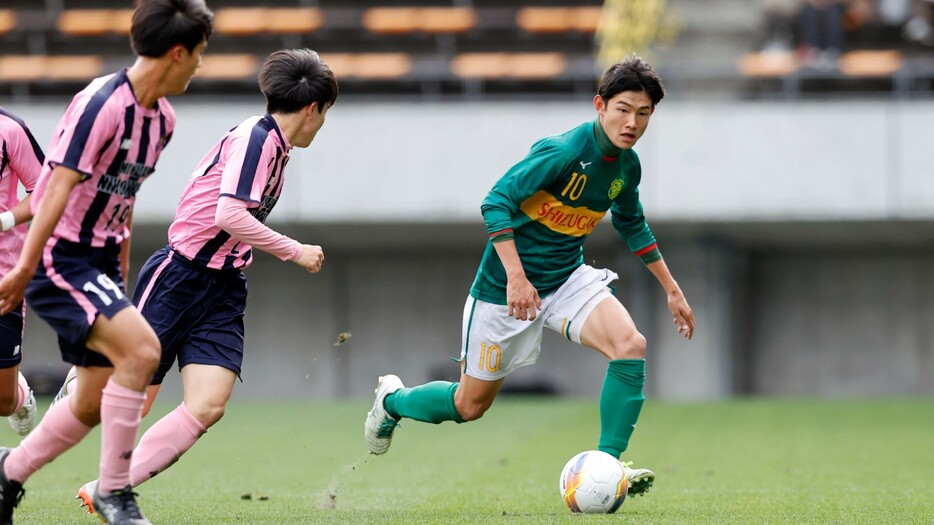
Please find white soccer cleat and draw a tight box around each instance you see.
[364,374,404,455]
[8,375,36,436]
[621,461,655,497]
[50,366,78,408]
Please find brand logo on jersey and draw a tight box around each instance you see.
[579,161,592,170]
[249,194,279,224]
[12,345,19,356]
[120,139,132,150]
[608,179,623,199]
[97,162,155,198]
[519,190,606,237]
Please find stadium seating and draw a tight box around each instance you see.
[0,1,930,99]
[0,10,16,35]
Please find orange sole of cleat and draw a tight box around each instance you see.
[75,487,103,522]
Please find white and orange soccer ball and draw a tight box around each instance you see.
[558,450,628,514]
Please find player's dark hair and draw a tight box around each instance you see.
[131,0,214,57]
[597,54,665,107]
[259,49,339,115]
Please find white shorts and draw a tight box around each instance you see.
[460,265,618,380]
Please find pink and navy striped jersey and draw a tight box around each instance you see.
[0,107,45,276]
[30,69,175,249]
[168,114,292,270]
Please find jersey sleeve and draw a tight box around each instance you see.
[481,138,572,239]
[51,92,118,181]
[610,155,660,263]
[218,126,275,204]
[8,119,44,192]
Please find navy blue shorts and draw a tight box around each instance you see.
[26,240,131,368]
[0,303,24,369]
[134,246,247,385]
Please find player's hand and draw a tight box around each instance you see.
[667,288,695,339]
[294,244,324,273]
[506,275,541,321]
[0,265,32,315]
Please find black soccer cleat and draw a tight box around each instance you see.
[0,448,25,525]
[77,480,151,525]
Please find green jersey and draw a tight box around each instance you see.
[469,119,659,305]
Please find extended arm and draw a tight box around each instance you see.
[645,258,694,339]
[215,196,323,273]
[491,238,541,321]
[0,166,82,314]
[0,194,33,230]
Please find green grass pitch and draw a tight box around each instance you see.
[2,396,931,524]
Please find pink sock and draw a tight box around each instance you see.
[130,403,206,486]
[4,397,92,483]
[12,373,28,413]
[99,379,146,493]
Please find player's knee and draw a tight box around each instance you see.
[609,331,646,360]
[188,401,226,428]
[133,337,162,374]
[455,399,491,422]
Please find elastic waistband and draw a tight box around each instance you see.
[164,246,241,277]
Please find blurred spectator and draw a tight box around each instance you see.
[759,0,800,51]
[904,0,934,45]
[799,0,847,66]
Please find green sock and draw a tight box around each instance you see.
[384,381,464,424]
[598,359,646,459]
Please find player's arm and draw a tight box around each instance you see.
[0,118,45,230]
[482,140,570,321]
[0,194,33,231]
[119,209,133,289]
[645,258,694,339]
[0,166,82,314]
[491,238,541,321]
[214,196,323,273]
[611,182,694,339]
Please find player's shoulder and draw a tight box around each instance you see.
[0,107,29,137]
[530,121,592,158]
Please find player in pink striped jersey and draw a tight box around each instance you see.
[0,107,45,438]
[0,1,213,524]
[62,48,336,507]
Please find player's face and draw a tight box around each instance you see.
[166,39,207,96]
[293,102,330,148]
[594,90,654,150]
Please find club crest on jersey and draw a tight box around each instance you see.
[608,179,624,199]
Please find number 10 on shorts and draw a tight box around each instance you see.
[477,342,502,373]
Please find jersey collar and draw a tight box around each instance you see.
[592,118,622,159]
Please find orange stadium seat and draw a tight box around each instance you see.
[266,8,323,34]
[363,7,476,34]
[419,8,476,34]
[516,8,572,33]
[737,51,799,77]
[0,55,104,81]
[214,7,323,36]
[320,53,413,79]
[362,8,419,34]
[838,50,903,76]
[452,53,567,79]
[516,7,602,33]
[0,10,16,35]
[57,9,134,36]
[196,54,259,80]
[214,8,269,36]
[571,7,603,32]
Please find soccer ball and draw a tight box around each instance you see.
[558,450,627,514]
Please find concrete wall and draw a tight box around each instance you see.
[12,99,934,400]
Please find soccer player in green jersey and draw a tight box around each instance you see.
[365,54,695,497]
